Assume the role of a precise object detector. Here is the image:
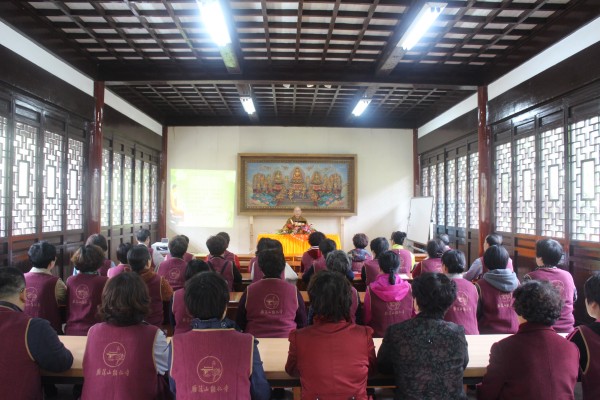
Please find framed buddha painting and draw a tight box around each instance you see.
[238,153,357,216]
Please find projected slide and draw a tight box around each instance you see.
[170,169,236,228]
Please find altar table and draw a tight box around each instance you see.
[256,233,341,257]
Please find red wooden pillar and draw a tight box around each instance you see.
[477,86,492,256]
[158,125,168,239]
[413,128,420,197]
[87,81,104,236]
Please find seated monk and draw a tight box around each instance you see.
[284,206,308,229]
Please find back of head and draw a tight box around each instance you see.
[28,241,57,269]
[136,228,151,243]
[185,260,210,281]
[426,239,445,258]
[352,233,369,249]
[485,233,503,247]
[513,280,562,326]
[99,272,150,326]
[391,231,407,245]
[206,235,227,256]
[264,238,284,253]
[184,272,229,320]
[319,239,336,258]
[378,251,400,285]
[585,272,600,306]
[216,232,230,247]
[326,250,351,275]
[0,267,25,300]
[308,231,326,247]
[86,233,108,252]
[181,235,190,244]
[370,237,390,258]
[535,238,563,266]
[438,234,450,246]
[169,235,188,258]
[71,245,105,273]
[412,272,457,318]
[483,245,509,270]
[442,250,466,274]
[116,242,133,265]
[257,249,286,278]
[255,237,271,254]
[127,245,151,273]
[308,270,351,322]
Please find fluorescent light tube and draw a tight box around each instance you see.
[198,0,231,47]
[352,99,371,117]
[399,3,446,51]
[240,97,256,115]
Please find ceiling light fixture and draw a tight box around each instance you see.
[352,98,371,117]
[398,3,446,51]
[198,0,231,47]
[240,96,256,115]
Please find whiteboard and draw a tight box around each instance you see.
[406,197,434,245]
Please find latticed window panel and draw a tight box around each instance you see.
[112,153,123,226]
[430,163,438,225]
[42,131,63,232]
[540,127,565,238]
[457,156,467,229]
[12,122,38,236]
[495,142,512,233]
[134,159,142,224]
[446,159,456,227]
[515,135,536,234]
[151,164,158,222]
[142,161,151,223]
[66,138,83,230]
[421,166,429,197]
[570,116,600,242]
[469,153,479,230]
[101,149,111,227]
[0,116,7,237]
[123,155,133,225]
[436,162,445,226]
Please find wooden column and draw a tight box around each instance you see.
[87,81,104,236]
[158,125,168,239]
[413,128,420,196]
[477,86,492,256]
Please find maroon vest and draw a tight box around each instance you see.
[351,260,365,273]
[171,329,253,400]
[578,325,600,400]
[107,264,130,279]
[65,274,108,335]
[148,247,157,271]
[421,258,443,274]
[144,273,165,327]
[366,286,413,337]
[157,257,187,291]
[172,289,193,335]
[363,259,381,286]
[0,306,42,400]
[166,252,194,263]
[251,258,285,282]
[312,258,327,274]
[301,249,321,272]
[525,268,575,333]
[208,257,235,291]
[245,279,298,338]
[444,278,479,335]
[391,249,413,274]
[350,287,359,324]
[24,272,63,333]
[82,323,160,400]
[476,279,519,334]
[98,258,113,277]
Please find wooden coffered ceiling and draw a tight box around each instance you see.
[0,0,598,129]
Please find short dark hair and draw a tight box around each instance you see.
[216,232,230,246]
[257,249,286,278]
[391,231,407,245]
[185,260,210,281]
[319,239,337,258]
[412,272,457,318]
[136,228,151,243]
[99,272,150,326]
[426,239,445,258]
[379,251,400,285]
[0,267,25,299]
[535,238,563,266]
[116,242,133,265]
[255,237,271,254]
[352,233,369,249]
[71,245,105,273]
[442,250,466,274]
[483,245,509,270]
[513,280,562,326]
[438,234,450,246]
[180,235,190,244]
[169,235,188,258]
[185,272,229,320]
[127,245,150,273]
[308,270,351,322]
[370,237,390,258]
[585,272,600,306]
[28,241,57,269]
[485,234,503,247]
[206,235,227,256]
[326,250,351,275]
[86,233,108,252]
[308,231,326,246]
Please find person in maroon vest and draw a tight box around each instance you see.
[348,233,372,273]
[411,238,445,278]
[165,234,195,263]
[326,250,362,324]
[362,236,390,285]
[24,241,66,334]
[237,249,307,337]
[475,245,520,334]
[303,238,354,284]
[568,272,600,400]
[464,234,514,281]
[170,272,271,399]
[442,250,479,334]
[377,273,468,400]
[108,242,132,279]
[85,233,115,277]
[205,234,242,291]
[286,270,376,399]
[136,228,165,271]
[250,238,298,283]
[205,232,241,270]
[364,251,413,337]
[0,267,73,400]
[524,238,576,333]
[129,244,173,327]
[300,231,325,272]
[65,245,109,335]
[478,280,579,400]
[157,235,189,291]
[170,259,210,335]
[82,272,171,400]
[390,231,416,273]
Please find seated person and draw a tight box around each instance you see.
[442,250,479,334]
[107,242,132,278]
[165,234,194,263]
[303,239,352,283]
[0,267,73,399]
[85,233,114,276]
[524,238,575,333]
[438,233,452,252]
[171,259,210,335]
[411,239,445,278]
[250,238,298,283]
[129,245,173,327]
[237,249,306,337]
[568,272,600,400]
[205,235,242,291]
[283,206,308,229]
[377,272,468,400]
[347,233,372,273]
[390,231,415,273]
[325,250,362,324]
[82,272,170,399]
[464,234,514,281]
[136,228,164,271]
[301,231,326,272]
[478,280,579,400]
[362,237,390,285]
[170,272,271,399]
[364,251,413,338]
[286,270,376,398]
[157,235,188,291]
[475,245,520,334]
[205,232,241,270]
[24,241,66,334]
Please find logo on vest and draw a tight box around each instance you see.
[456,291,469,306]
[498,292,513,308]
[264,294,280,310]
[197,356,223,384]
[103,342,126,368]
[75,284,90,300]
[168,268,181,281]
[550,280,565,296]
[386,301,401,311]
[25,287,38,304]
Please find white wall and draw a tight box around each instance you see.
[167,126,413,254]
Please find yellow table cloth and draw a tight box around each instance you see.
[256,233,341,257]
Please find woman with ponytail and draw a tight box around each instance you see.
[363,251,413,337]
